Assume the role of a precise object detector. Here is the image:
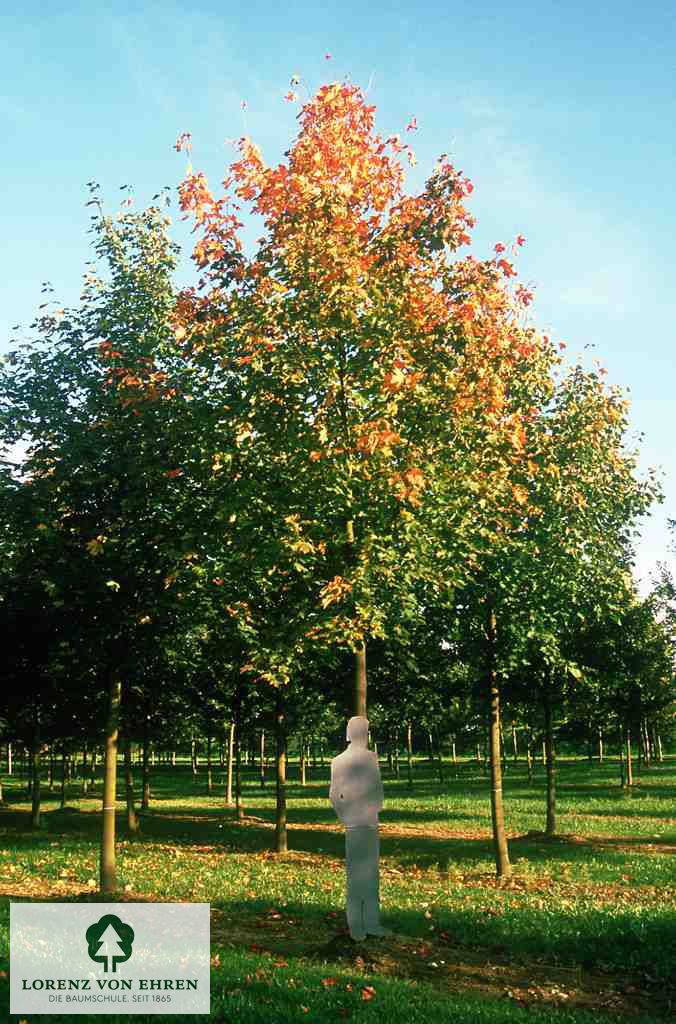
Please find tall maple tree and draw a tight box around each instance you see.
[173,79,555,715]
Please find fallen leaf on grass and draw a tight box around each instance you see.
[361,986,376,1001]
[321,977,338,987]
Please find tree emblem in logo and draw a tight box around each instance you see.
[86,914,135,973]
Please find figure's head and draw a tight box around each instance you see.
[346,716,369,747]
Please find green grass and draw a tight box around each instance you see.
[1,753,675,1022]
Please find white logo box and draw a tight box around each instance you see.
[10,902,210,1015]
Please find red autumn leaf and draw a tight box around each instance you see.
[516,233,526,245]
[406,116,418,131]
[321,977,338,987]
[361,985,376,1001]
[494,242,506,253]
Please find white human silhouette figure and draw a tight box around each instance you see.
[329,716,387,940]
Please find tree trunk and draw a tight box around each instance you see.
[406,721,413,788]
[394,728,400,779]
[81,744,89,795]
[275,689,288,853]
[60,747,67,808]
[124,736,139,834]
[259,730,266,788]
[299,737,306,787]
[543,682,556,836]
[598,727,604,764]
[354,643,367,717]
[526,734,533,783]
[89,747,98,794]
[641,719,651,767]
[656,731,664,763]
[48,746,55,792]
[7,742,12,775]
[486,607,511,878]
[30,714,41,830]
[206,735,213,794]
[100,672,121,895]
[511,722,518,763]
[191,736,197,777]
[226,721,234,805]
[235,711,244,821]
[619,726,625,787]
[141,721,151,810]
[625,725,633,787]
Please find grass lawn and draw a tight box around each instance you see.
[1,753,674,1022]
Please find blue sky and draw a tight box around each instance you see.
[2,1,674,591]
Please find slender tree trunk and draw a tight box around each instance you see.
[7,743,12,775]
[451,734,457,767]
[625,725,633,787]
[500,721,507,775]
[656,732,664,763]
[641,719,651,767]
[543,682,556,836]
[511,722,518,763]
[275,690,288,853]
[191,736,197,778]
[394,727,400,779]
[89,747,97,794]
[486,607,511,878]
[354,643,367,717]
[299,737,306,787]
[598,727,604,764]
[476,743,481,766]
[81,745,89,795]
[619,726,625,787]
[60,747,67,808]
[48,746,55,792]
[259,730,266,788]
[206,735,213,794]
[542,740,546,765]
[100,672,121,895]
[406,721,413,788]
[124,737,139,834]
[141,721,151,810]
[30,714,41,830]
[526,734,533,783]
[226,721,234,805]
[235,708,244,821]
[171,749,176,767]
